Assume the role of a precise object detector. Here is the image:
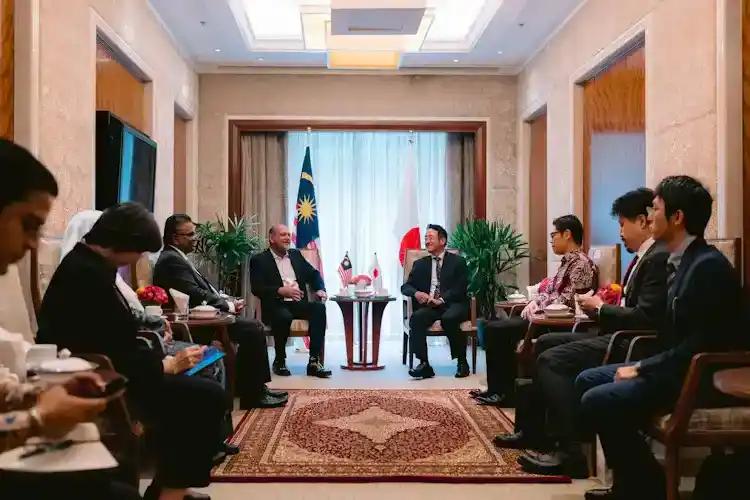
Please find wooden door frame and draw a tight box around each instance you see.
[227,119,487,220]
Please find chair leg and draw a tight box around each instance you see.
[471,335,477,374]
[409,341,414,369]
[402,332,408,365]
[665,446,680,500]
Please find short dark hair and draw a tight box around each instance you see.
[654,175,713,237]
[553,214,584,245]
[163,214,193,245]
[86,203,162,253]
[426,224,448,242]
[0,138,58,211]
[611,187,654,220]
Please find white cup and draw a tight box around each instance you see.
[26,344,57,367]
[347,284,355,296]
[144,305,164,317]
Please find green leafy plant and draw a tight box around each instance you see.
[194,215,263,295]
[450,219,529,318]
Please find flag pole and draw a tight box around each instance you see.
[307,126,312,147]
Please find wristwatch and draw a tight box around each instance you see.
[28,407,44,433]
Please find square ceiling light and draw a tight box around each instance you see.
[327,50,401,69]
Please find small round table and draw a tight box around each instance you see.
[171,313,237,395]
[331,295,396,371]
[495,300,528,317]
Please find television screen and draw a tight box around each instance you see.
[95,111,157,212]
[119,127,156,211]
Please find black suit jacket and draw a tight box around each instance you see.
[638,238,745,383]
[401,251,469,310]
[153,246,230,312]
[249,248,325,314]
[597,241,669,334]
[37,244,164,412]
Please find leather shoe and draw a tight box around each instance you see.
[475,393,507,407]
[272,360,291,376]
[492,431,527,449]
[144,483,212,500]
[222,442,240,455]
[185,493,211,500]
[307,358,332,378]
[585,487,618,499]
[408,361,435,379]
[239,393,288,409]
[264,385,288,398]
[518,449,589,479]
[469,389,491,399]
[455,359,470,378]
[211,450,227,467]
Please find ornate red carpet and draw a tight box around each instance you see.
[213,389,569,483]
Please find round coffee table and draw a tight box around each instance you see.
[331,295,396,370]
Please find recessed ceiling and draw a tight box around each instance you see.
[149,0,584,73]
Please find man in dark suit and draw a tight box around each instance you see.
[576,176,745,500]
[153,214,288,409]
[249,224,331,378]
[401,224,470,379]
[503,188,669,479]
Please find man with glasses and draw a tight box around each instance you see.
[153,215,288,409]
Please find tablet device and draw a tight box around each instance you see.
[185,346,225,376]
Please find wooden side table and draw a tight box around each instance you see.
[171,313,237,396]
[714,367,750,400]
[331,295,396,370]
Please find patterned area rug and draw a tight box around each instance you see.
[213,389,569,483]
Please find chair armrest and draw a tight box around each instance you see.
[602,330,658,365]
[169,322,193,343]
[136,329,165,358]
[625,335,660,362]
[663,351,750,440]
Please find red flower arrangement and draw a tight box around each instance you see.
[136,285,169,306]
[596,283,623,305]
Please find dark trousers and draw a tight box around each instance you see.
[0,474,141,500]
[268,300,326,360]
[150,374,228,489]
[484,316,527,395]
[409,302,468,362]
[229,318,272,399]
[576,363,679,499]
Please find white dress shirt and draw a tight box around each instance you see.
[272,250,299,300]
[622,237,656,299]
[429,250,446,297]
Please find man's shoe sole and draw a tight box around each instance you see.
[517,454,589,479]
[408,369,435,379]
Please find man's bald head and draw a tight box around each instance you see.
[269,224,292,254]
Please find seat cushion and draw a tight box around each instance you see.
[657,407,750,432]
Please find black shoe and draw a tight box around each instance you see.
[264,384,288,398]
[585,488,618,500]
[469,389,491,399]
[273,360,291,376]
[239,393,288,409]
[211,450,227,467]
[455,359,470,378]
[307,358,332,378]
[144,482,212,500]
[518,449,589,479]
[476,393,507,407]
[408,361,435,379]
[185,492,211,500]
[493,431,527,449]
[222,442,240,455]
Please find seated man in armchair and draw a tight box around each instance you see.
[401,224,470,379]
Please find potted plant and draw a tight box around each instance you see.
[450,219,529,346]
[193,215,263,296]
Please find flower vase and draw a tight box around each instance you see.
[144,305,163,317]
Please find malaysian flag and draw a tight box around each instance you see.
[338,252,353,287]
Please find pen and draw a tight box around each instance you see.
[19,439,75,459]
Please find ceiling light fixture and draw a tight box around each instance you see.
[257,57,265,61]
[452,58,459,63]
[214,48,222,52]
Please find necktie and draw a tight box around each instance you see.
[433,257,442,299]
[666,262,678,296]
[622,255,639,287]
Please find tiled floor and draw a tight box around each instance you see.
[143,339,601,499]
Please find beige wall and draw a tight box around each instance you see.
[517,0,742,278]
[14,0,198,237]
[197,74,517,224]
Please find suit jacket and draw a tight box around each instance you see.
[249,248,325,315]
[401,251,469,310]
[36,243,164,412]
[598,241,669,334]
[638,238,745,383]
[153,246,230,312]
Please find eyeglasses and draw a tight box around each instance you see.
[176,232,196,238]
[549,231,560,239]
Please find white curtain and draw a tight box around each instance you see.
[287,131,447,338]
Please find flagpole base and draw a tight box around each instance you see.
[341,363,386,371]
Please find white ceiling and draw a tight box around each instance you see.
[149,0,584,73]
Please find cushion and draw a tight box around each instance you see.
[657,407,750,432]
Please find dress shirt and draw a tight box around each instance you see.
[667,235,697,272]
[429,250,446,297]
[272,249,299,301]
[536,250,596,310]
[169,245,234,312]
[622,237,655,298]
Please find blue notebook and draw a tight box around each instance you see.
[185,346,226,376]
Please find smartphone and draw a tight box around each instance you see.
[101,374,128,398]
